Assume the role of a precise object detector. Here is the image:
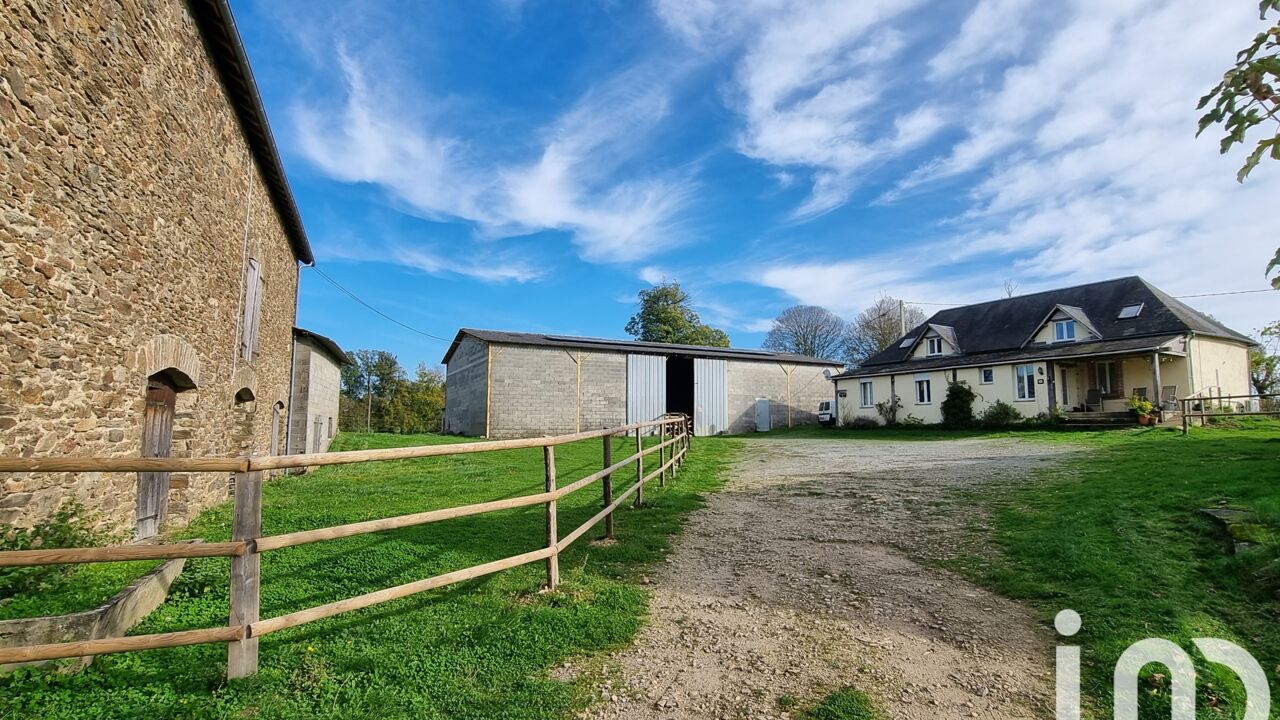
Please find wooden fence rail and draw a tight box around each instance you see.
[0,414,693,677]
[1179,391,1280,434]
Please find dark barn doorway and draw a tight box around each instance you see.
[666,356,694,419]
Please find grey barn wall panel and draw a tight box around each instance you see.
[694,358,728,436]
[627,354,667,433]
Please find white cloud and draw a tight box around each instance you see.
[391,246,542,284]
[292,48,693,269]
[654,0,943,218]
[638,266,668,284]
[927,0,1035,81]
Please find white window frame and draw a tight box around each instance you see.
[980,367,994,385]
[859,381,874,408]
[1015,363,1036,401]
[915,379,932,405]
[1118,303,1143,319]
[926,337,944,356]
[1053,319,1076,342]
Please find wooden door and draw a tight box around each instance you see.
[137,379,176,538]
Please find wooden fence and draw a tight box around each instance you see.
[0,414,691,678]
[1179,389,1280,434]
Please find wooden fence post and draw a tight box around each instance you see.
[658,421,667,487]
[544,445,559,589]
[633,427,643,508]
[228,470,261,679]
[602,432,614,540]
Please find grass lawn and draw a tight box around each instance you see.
[0,431,738,720]
[947,423,1280,719]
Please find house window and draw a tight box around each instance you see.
[980,367,994,385]
[1015,364,1036,400]
[859,381,874,408]
[1053,319,1076,342]
[926,337,944,356]
[1118,303,1144,319]
[240,258,265,362]
[1097,361,1114,395]
[915,379,932,404]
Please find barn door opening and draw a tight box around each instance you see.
[666,356,695,420]
[137,376,177,539]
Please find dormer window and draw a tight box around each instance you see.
[1118,303,1143,319]
[1053,319,1076,342]
[926,337,944,356]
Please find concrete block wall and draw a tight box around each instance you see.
[443,335,487,436]
[726,361,835,434]
[288,339,342,454]
[487,345,626,438]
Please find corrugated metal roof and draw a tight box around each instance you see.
[442,328,844,367]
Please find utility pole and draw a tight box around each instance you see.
[899,299,906,337]
[365,365,372,434]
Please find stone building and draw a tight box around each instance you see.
[288,328,349,456]
[442,329,842,438]
[0,0,314,535]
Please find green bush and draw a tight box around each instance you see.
[940,381,977,427]
[980,400,1023,427]
[1,500,102,601]
[900,414,924,426]
[847,417,880,429]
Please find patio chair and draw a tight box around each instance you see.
[1161,385,1177,412]
[1084,388,1102,411]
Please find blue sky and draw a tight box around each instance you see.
[232,0,1278,370]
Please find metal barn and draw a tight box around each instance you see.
[441,329,842,439]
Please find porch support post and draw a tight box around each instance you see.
[1046,360,1058,412]
[1151,352,1163,413]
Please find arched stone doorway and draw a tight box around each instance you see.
[134,336,201,538]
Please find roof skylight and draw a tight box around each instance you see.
[899,337,916,348]
[1118,303,1144,319]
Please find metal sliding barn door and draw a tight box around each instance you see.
[693,358,727,436]
[137,379,176,538]
[627,354,666,433]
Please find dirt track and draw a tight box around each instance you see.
[580,437,1070,720]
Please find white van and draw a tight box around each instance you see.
[818,400,834,426]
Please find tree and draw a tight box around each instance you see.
[842,295,926,365]
[1251,321,1280,394]
[625,281,730,347]
[1197,0,1280,287]
[762,305,847,359]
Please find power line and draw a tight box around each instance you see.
[306,265,453,344]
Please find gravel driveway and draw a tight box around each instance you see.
[582,436,1071,720]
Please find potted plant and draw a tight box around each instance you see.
[1128,394,1155,425]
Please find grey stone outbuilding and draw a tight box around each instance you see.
[442,329,843,438]
[289,328,350,455]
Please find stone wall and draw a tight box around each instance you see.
[0,1,299,531]
[443,335,487,436]
[726,361,835,434]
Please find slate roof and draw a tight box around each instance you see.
[835,276,1252,379]
[442,329,843,367]
[293,327,351,365]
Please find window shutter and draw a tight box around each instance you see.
[241,259,262,361]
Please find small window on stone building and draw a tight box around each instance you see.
[240,258,265,362]
[328,416,334,438]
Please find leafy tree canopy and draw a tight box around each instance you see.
[625,282,730,347]
[1251,321,1280,394]
[1197,0,1280,287]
